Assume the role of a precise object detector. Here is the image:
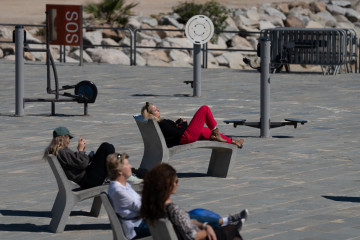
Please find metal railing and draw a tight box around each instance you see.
[133,28,259,67]
[83,25,134,65]
[1,23,260,67]
[2,23,359,72]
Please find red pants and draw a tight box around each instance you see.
[179,105,231,144]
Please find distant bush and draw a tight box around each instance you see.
[172,0,230,41]
[85,0,138,26]
[36,28,45,36]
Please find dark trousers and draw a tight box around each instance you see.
[212,225,243,240]
[80,142,115,189]
[133,220,151,239]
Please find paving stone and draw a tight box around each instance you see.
[0,59,360,239]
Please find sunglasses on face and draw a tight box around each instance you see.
[146,102,159,113]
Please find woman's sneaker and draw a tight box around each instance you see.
[235,218,246,231]
[127,174,143,184]
[228,209,249,224]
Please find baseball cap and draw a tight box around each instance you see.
[53,126,74,139]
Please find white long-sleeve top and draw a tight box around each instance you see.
[108,180,142,239]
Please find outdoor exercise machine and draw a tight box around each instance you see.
[15,5,97,116]
[224,37,307,138]
[184,15,214,97]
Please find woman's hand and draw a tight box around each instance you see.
[176,118,187,128]
[176,118,183,124]
[77,137,86,152]
[204,225,217,240]
[194,221,217,240]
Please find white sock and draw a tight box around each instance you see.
[221,217,228,226]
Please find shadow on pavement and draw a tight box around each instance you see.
[0,223,50,232]
[0,209,98,218]
[131,94,191,97]
[177,172,208,178]
[0,223,110,232]
[65,223,110,231]
[322,195,360,203]
[0,210,51,218]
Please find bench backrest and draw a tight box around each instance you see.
[133,115,170,169]
[100,192,128,240]
[47,154,79,194]
[147,218,178,240]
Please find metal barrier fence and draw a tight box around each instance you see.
[343,28,358,73]
[261,28,358,74]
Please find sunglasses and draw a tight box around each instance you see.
[146,102,160,113]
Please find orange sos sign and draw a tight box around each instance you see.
[46,4,82,46]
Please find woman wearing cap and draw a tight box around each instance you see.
[43,126,115,189]
[106,153,247,240]
[140,163,245,240]
[141,103,244,148]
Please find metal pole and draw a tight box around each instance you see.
[63,45,66,63]
[205,43,208,69]
[129,29,133,65]
[134,30,137,66]
[260,37,271,138]
[79,5,83,66]
[46,11,51,94]
[59,45,62,63]
[84,103,88,115]
[193,44,201,97]
[15,25,24,116]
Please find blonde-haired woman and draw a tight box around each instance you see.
[107,152,151,239]
[44,126,115,189]
[141,102,244,148]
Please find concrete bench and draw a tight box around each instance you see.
[133,115,238,178]
[147,218,178,240]
[100,192,152,240]
[47,155,108,233]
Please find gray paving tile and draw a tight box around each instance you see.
[1,59,360,239]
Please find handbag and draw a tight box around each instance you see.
[188,208,221,219]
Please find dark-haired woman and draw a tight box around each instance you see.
[140,163,247,240]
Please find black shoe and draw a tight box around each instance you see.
[228,209,248,224]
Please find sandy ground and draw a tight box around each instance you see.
[0,0,298,25]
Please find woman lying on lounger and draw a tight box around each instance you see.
[140,163,247,240]
[106,153,248,240]
[141,102,244,148]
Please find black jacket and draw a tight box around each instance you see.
[158,119,188,147]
